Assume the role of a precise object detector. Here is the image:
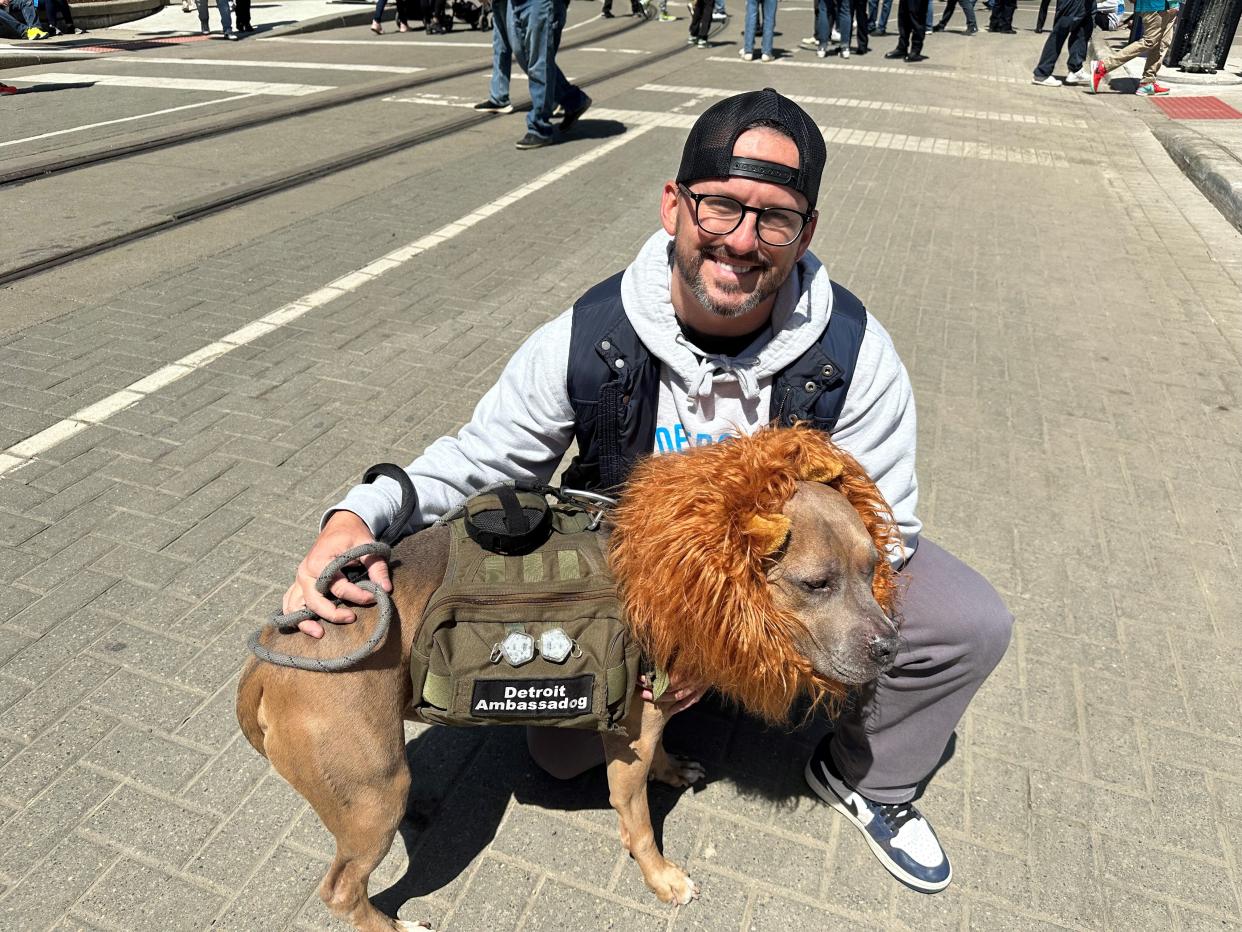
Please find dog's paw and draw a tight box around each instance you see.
[394,921,435,931]
[650,755,706,788]
[649,860,700,905]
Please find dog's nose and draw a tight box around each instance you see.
[869,636,899,667]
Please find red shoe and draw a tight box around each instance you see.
[1150,82,1170,95]
[0,83,18,95]
[1090,59,1106,93]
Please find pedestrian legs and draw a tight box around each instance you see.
[1099,8,1176,83]
[488,0,513,104]
[1033,0,1089,78]
[1035,0,1051,29]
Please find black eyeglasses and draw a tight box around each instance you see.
[677,183,814,247]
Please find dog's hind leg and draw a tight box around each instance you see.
[262,708,422,932]
[602,700,700,906]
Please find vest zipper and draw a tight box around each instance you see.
[775,385,793,423]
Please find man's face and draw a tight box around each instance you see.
[661,128,819,322]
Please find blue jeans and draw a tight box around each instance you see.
[490,0,512,104]
[868,0,892,29]
[195,0,232,32]
[714,0,725,10]
[507,0,585,138]
[8,0,38,29]
[743,0,776,54]
[815,0,834,42]
[926,0,934,28]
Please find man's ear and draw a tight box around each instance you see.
[660,181,680,236]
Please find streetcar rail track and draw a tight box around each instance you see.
[0,27,691,287]
[0,17,647,189]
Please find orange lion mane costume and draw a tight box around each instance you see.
[609,425,903,724]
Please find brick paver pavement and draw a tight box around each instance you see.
[1,5,1241,930]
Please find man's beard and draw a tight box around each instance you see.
[672,234,783,320]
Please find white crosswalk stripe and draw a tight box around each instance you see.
[106,56,425,74]
[637,83,1090,127]
[589,107,1071,166]
[10,72,333,96]
[705,55,1024,83]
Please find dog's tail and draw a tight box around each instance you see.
[235,657,269,759]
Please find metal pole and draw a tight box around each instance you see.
[1164,0,1242,72]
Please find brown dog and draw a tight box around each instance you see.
[237,427,902,932]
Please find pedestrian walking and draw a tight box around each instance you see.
[932,0,977,33]
[286,87,1013,899]
[798,0,839,57]
[835,0,870,55]
[1090,0,1179,95]
[740,0,777,60]
[688,0,714,45]
[1035,0,1052,29]
[480,0,592,148]
[371,0,412,33]
[195,0,237,38]
[986,0,1015,30]
[1031,0,1094,85]
[884,0,929,60]
[601,0,645,17]
[868,0,893,33]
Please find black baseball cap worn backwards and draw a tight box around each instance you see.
[676,87,827,210]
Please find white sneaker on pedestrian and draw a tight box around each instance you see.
[711,9,726,17]
[816,43,828,56]
[1063,68,1086,84]
[739,47,753,59]
[800,35,819,46]
[761,52,773,61]
[1032,74,1061,86]
[841,46,850,57]
[830,26,841,41]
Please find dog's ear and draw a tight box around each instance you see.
[801,461,843,484]
[743,513,791,557]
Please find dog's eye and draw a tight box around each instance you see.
[800,578,832,592]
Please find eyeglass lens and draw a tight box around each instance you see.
[695,195,805,246]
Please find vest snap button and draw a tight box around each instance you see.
[822,364,835,377]
[615,359,625,369]
[804,381,816,392]
[600,340,611,351]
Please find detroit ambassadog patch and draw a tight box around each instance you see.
[471,675,595,717]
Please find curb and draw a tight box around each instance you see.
[1151,122,1242,234]
[1088,35,1242,236]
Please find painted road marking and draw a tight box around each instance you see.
[637,83,1090,127]
[704,55,1024,83]
[384,94,477,108]
[107,56,426,74]
[11,72,332,96]
[0,94,255,149]
[0,125,655,477]
[589,107,1070,165]
[259,36,494,48]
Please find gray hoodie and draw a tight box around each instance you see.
[329,230,921,561]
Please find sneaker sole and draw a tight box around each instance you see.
[804,759,952,894]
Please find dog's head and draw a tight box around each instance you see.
[609,425,903,723]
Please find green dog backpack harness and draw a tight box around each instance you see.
[409,483,642,734]
[249,467,648,736]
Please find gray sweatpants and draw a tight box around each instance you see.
[526,537,1013,803]
[830,537,1013,803]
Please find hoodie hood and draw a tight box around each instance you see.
[619,230,834,411]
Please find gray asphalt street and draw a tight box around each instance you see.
[1,2,1241,930]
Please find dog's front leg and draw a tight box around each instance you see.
[601,699,700,906]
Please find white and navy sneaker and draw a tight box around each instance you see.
[805,738,952,893]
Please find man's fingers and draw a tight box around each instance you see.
[364,554,392,592]
[327,577,376,607]
[297,617,326,638]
